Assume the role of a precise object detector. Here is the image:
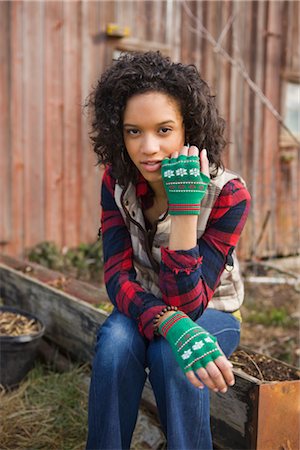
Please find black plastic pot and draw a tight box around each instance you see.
[0,305,45,388]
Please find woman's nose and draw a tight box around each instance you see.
[140,135,160,154]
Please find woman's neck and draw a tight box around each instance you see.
[149,180,167,203]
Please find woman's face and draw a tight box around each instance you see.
[123,91,185,190]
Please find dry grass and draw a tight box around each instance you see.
[0,363,89,450]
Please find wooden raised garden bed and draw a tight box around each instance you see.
[0,255,299,450]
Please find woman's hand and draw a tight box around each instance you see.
[185,354,234,393]
[158,311,235,393]
[170,145,209,178]
[166,146,210,250]
[161,145,210,215]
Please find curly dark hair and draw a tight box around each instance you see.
[88,51,226,186]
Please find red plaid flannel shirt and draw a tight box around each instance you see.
[101,168,251,340]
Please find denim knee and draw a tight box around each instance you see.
[93,309,147,375]
[196,309,241,358]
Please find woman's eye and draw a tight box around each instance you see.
[126,129,140,135]
[159,127,172,134]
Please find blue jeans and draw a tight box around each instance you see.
[86,308,240,450]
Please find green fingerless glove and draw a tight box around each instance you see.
[161,154,210,215]
[158,311,223,373]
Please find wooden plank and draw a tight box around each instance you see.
[261,1,283,257]
[0,263,109,362]
[62,1,81,247]
[199,1,211,83]
[237,1,255,259]
[153,0,166,43]
[180,0,194,64]
[193,1,203,71]
[276,1,300,256]
[79,0,103,245]
[170,0,181,61]
[249,0,267,259]
[241,1,254,190]
[0,1,11,248]
[215,0,232,167]
[44,1,64,246]
[0,253,108,305]
[7,1,25,257]
[23,1,45,249]
[206,0,217,89]
[210,374,259,450]
[228,1,240,173]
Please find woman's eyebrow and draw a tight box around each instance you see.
[123,120,176,127]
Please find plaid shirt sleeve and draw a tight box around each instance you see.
[101,168,251,340]
[101,169,167,339]
[157,180,251,320]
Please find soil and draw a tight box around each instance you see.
[230,348,300,382]
[240,259,300,370]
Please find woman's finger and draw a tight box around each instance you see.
[188,145,199,157]
[179,145,189,157]
[204,361,228,393]
[200,148,210,177]
[185,370,205,389]
[195,367,219,392]
[214,356,235,387]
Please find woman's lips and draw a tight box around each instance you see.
[140,161,162,172]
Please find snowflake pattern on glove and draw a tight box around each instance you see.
[192,341,204,351]
[164,170,174,178]
[189,168,200,177]
[176,168,188,177]
[182,349,192,360]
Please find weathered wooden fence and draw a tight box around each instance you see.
[0,0,299,259]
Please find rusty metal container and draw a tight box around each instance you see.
[210,353,300,450]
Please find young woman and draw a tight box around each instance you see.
[86,51,251,450]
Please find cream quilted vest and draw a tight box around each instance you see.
[114,168,246,312]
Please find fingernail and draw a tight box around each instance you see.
[229,380,235,386]
[202,149,207,156]
[221,388,227,394]
[213,388,219,393]
[198,385,204,390]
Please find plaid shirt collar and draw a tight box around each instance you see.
[135,174,154,209]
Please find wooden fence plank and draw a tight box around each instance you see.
[79,1,103,245]
[216,0,233,169]
[9,1,25,256]
[261,1,283,256]
[249,0,267,258]
[23,1,45,250]
[62,0,81,247]
[0,1,11,247]
[44,0,64,246]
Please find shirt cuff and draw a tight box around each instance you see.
[138,305,168,340]
[161,246,203,275]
